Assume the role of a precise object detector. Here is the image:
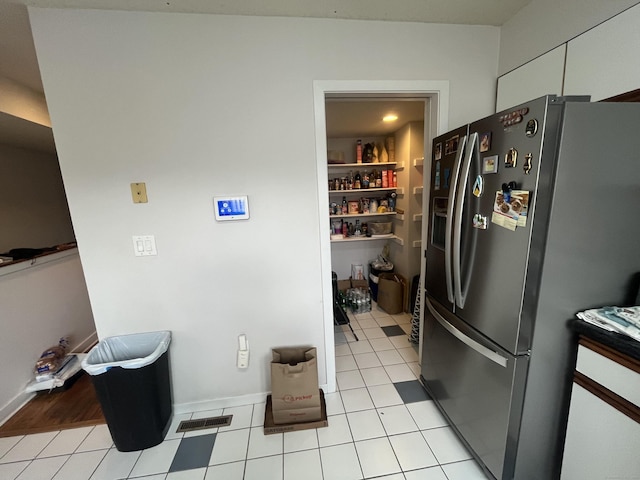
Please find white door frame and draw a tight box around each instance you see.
[313,80,450,393]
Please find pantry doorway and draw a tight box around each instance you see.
[312,80,450,393]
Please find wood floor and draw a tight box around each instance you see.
[0,371,105,438]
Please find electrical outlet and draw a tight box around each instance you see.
[237,334,249,369]
[237,349,249,369]
[131,182,148,203]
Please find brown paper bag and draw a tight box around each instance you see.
[270,347,321,424]
[377,273,407,314]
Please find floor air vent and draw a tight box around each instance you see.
[176,415,233,433]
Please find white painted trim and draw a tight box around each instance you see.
[75,331,98,354]
[0,330,98,426]
[0,392,36,427]
[313,80,450,390]
[173,383,330,414]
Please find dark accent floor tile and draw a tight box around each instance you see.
[169,433,217,472]
[381,325,406,337]
[394,380,431,404]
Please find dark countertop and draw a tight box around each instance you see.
[571,318,640,362]
[0,243,77,268]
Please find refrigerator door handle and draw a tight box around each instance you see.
[445,134,467,304]
[453,132,478,308]
[427,297,508,368]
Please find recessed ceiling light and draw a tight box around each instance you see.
[383,114,398,122]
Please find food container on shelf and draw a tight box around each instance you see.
[368,221,392,236]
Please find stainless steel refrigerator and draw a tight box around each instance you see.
[421,95,640,480]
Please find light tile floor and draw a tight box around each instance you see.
[0,304,491,480]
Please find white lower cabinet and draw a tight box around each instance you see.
[560,340,640,479]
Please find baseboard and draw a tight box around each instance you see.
[74,331,98,354]
[0,391,35,428]
[0,330,97,427]
[173,383,330,415]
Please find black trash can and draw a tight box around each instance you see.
[82,331,172,452]
[369,262,394,302]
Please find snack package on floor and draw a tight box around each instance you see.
[34,336,70,375]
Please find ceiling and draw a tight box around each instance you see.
[0,0,531,150]
[326,99,427,138]
[0,0,531,94]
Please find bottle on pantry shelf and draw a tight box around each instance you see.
[392,171,397,187]
[375,170,382,188]
[370,198,378,214]
[364,143,373,163]
[342,220,347,237]
[354,171,361,189]
[388,192,397,211]
[342,196,348,215]
[355,219,361,236]
[348,170,353,190]
[362,170,370,189]
[356,140,362,164]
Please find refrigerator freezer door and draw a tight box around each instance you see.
[421,297,529,480]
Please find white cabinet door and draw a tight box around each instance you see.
[561,383,640,480]
[564,4,640,101]
[496,45,565,112]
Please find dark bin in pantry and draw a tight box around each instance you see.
[81,331,172,452]
[368,262,393,302]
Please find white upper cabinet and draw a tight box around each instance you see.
[564,4,640,101]
[496,45,566,112]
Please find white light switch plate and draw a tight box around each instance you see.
[132,235,157,256]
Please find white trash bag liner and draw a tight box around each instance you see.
[82,331,171,376]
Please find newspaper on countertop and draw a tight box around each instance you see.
[576,306,640,342]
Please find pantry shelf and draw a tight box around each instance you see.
[329,187,397,196]
[330,235,399,244]
[329,212,397,220]
[328,162,397,169]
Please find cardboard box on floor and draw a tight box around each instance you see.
[337,277,369,294]
[270,347,322,425]
[377,273,408,314]
[264,389,328,434]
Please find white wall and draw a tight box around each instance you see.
[29,8,499,411]
[0,144,75,252]
[389,121,424,288]
[0,251,96,423]
[499,0,639,75]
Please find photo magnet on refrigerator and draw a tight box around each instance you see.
[524,153,533,175]
[505,148,518,168]
[473,214,488,230]
[473,175,484,197]
[483,155,499,174]
[480,132,492,152]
